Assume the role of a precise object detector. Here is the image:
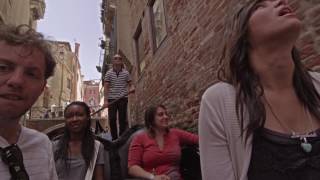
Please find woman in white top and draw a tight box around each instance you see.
[199,0,320,180]
[53,101,105,180]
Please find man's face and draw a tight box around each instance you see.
[112,55,123,70]
[0,41,46,120]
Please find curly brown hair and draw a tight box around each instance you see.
[0,24,56,79]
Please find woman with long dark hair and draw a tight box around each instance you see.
[53,101,104,180]
[199,0,320,179]
[128,105,198,180]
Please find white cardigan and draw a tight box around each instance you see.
[199,71,320,180]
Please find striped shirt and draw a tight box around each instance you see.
[105,68,131,99]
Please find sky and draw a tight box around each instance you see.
[38,0,103,81]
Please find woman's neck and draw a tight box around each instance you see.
[249,46,295,91]
[69,132,84,141]
[154,128,167,137]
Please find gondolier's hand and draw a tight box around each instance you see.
[102,101,108,109]
[129,87,135,94]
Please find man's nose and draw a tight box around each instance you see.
[6,69,24,89]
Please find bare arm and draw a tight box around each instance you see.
[175,129,199,145]
[128,81,135,93]
[128,135,152,179]
[128,135,169,180]
[128,165,154,179]
[129,165,170,180]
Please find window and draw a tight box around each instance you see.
[150,0,167,49]
[67,78,71,89]
[134,22,146,74]
[89,98,95,106]
[58,51,64,60]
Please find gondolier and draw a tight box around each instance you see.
[103,54,135,140]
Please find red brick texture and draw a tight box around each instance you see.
[125,0,320,131]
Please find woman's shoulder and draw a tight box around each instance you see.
[201,82,236,107]
[202,82,235,99]
[170,128,188,134]
[131,130,149,141]
[309,71,320,90]
[52,139,59,146]
[310,71,320,81]
[169,128,196,137]
[309,71,320,77]
[51,139,61,152]
[169,128,181,135]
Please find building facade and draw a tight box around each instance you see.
[72,43,84,101]
[101,0,320,131]
[83,80,107,129]
[100,0,117,78]
[0,0,45,28]
[31,41,83,119]
[83,80,101,110]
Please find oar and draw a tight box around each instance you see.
[90,90,134,116]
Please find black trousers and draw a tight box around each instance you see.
[108,98,128,140]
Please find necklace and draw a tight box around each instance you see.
[263,96,316,153]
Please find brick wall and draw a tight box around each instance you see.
[124,0,320,131]
[293,0,320,68]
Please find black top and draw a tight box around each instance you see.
[248,128,320,180]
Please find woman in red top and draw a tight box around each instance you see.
[128,105,199,180]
